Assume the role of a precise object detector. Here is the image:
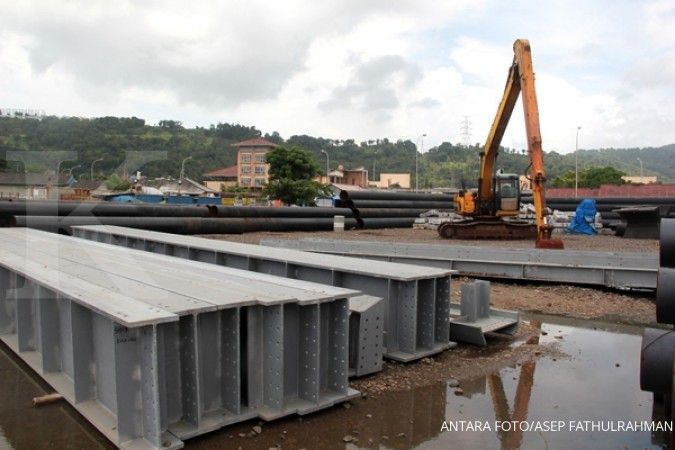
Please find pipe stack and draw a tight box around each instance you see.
[336,190,455,227]
[522,196,675,231]
[640,219,675,441]
[0,199,425,234]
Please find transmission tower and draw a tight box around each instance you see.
[459,116,472,147]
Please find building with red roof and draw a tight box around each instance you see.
[202,165,239,191]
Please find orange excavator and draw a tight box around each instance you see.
[438,39,564,249]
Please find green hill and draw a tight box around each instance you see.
[0,116,672,188]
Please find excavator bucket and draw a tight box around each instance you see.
[535,226,564,249]
[535,238,565,249]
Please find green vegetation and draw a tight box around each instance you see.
[264,146,330,205]
[224,183,248,196]
[551,166,627,188]
[0,116,672,188]
[105,173,131,191]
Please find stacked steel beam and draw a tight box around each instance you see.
[0,228,360,450]
[640,219,675,435]
[72,225,456,364]
[259,238,659,290]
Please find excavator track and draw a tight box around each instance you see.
[437,219,537,240]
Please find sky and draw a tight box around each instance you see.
[0,0,673,153]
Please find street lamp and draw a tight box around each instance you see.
[91,158,103,181]
[637,157,643,178]
[320,150,329,182]
[179,156,193,194]
[575,126,581,198]
[65,164,82,178]
[416,133,426,192]
[180,156,193,180]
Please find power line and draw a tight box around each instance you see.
[459,116,472,146]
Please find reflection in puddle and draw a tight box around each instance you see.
[0,315,668,449]
[443,316,668,450]
[0,342,113,450]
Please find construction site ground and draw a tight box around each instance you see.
[182,228,660,449]
[204,228,658,389]
[1,228,657,450]
[208,227,658,327]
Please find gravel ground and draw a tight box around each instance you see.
[351,320,560,395]
[205,227,660,252]
[453,277,656,327]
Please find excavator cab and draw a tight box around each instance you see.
[495,172,519,216]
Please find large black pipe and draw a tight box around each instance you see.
[10,215,416,234]
[0,200,212,217]
[10,216,366,235]
[661,219,675,267]
[0,200,355,219]
[342,199,454,210]
[207,205,354,218]
[361,217,417,229]
[356,208,431,218]
[340,190,455,202]
[522,197,675,205]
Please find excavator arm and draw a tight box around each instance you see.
[441,39,563,248]
[478,39,560,247]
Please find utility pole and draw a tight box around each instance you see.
[460,116,472,147]
[320,150,329,182]
[65,164,81,178]
[575,126,581,198]
[179,156,192,194]
[416,134,426,192]
[637,157,643,178]
[91,158,103,181]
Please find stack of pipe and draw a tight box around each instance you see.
[336,190,454,227]
[640,219,675,439]
[0,199,422,234]
[522,196,675,229]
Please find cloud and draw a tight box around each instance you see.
[319,55,421,113]
[0,0,673,152]
[408,97,441,109]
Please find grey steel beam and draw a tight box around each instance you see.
[449,280,519,346]
[0,229,359,450]
[259,238,658,290]
[348,295,385,377]
[72,225,456,363]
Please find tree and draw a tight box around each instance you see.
[158,120,183,131]
[105,173,131,191]
[552,166,626,188]
[264,146,330,205]
[580,166,626,188]
[224,183,247,196]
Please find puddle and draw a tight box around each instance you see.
[0,314,668,449]
[440,315,669,450]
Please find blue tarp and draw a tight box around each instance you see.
[108,195,136,203]
[567,199,597,235]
